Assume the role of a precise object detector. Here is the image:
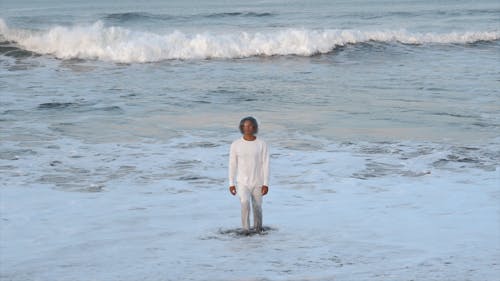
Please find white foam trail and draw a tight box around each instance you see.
[1,18,499,63]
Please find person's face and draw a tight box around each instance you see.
[242,120,256,135]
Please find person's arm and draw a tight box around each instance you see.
[262,141,270,195]
[228,142,237,195]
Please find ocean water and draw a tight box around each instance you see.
[1,1,499,280]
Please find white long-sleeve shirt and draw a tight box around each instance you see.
[228,136,270,187]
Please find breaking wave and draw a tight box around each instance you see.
[1,18,498,63]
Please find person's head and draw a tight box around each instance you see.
[239,116,258,135]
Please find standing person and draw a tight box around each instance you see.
[228,116,270,234]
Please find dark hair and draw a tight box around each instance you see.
[239,116,258,134]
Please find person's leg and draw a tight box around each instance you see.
[237,185,251,231]
[251,185,263,232]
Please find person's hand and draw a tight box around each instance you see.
[229,186,236,195]
[261,185,268,196]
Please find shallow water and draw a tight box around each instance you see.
[1,0,499,280]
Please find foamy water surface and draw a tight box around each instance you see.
[1,1,499,280]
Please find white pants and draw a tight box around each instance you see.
[237,185,263,231]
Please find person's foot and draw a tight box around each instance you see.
[240,228,251,236]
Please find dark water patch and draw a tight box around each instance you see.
[432,159,450,168]
[218,226,276,236]
[464,40,500,48]
[358,144,398,155]
[101,11,274,24]
[193,100,211,104]
[204,12,275,18]
[36,102,124,114]
[423,8,500,18]
[435,8,500,17]
[173,159,203,169]
[76,184,105,192]
[341,41,404,56]
[335,11,418,20]
[6,15,75,27]
[7,63,41,71]
[102,12,179,23]
[458,146,480,151]
[49,160,62,166]
[0,165,16,170]
[399,146,436,159]
[424,87,450,92]
[354,142,498,174]
[0,41,39,59]
[175,174,221,186]
[472,122,499,128]
[37,172,106,192]
[92,106,124,113]
[447,155,477,163]
[59,59,98,72]
[351,161,405,179]
[431,112,476,118]
[432,147,498,171]
[201,226,277,240]
[334,8,500,21]
[38,174,75,185]
[175,141,220,149]
[78,105,124,114]
[55,184,106,193]
[48,122,75,133]
[0,148,37,160]
[235,97,258,102]
[37,102,79,110]
[164,187,193,194]
[206,86,262,103]
[401,170,432,177]
[208,88,240,95]
[103,12,164,22]
[177,175,206,181]
[60,57,87,63]
[2,109,27,115]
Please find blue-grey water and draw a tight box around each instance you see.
[1,0,499,144]
[1,1,499,280]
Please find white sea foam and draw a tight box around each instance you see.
[1,131,499,280]
[1,18,499,62]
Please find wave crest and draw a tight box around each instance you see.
[0,18,499,63]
